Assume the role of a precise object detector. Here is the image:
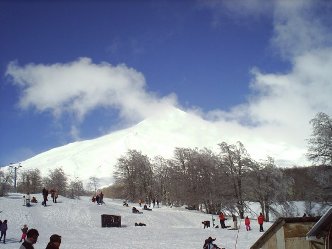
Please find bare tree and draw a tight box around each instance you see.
[68,177,85,199]
[307,112,332,166]
[17,169,43,194]
[151,156,170,205]
[43,167,68,196]
[113,149,153,202]
[218,141,253,218]
[0,169,12,196]
[88,176,100,195]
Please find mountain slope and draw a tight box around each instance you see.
[15,108,224,186]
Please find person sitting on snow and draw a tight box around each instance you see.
[203,237,221,249]
[132,207,142,214]
[143,204,152,211]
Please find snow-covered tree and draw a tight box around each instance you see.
[218,141,254,218]
[307,112,332,166]
[248,157,292,221]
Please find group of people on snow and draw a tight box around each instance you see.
[203,212,265,248]
[217,212,264,232]
[23,188,59,207]
[0,220,62,248]
[91,191,104,205]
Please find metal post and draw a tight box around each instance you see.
[10,162,22,192]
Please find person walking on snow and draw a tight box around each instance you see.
[42,187,49,206]
[20,224,29,242]
[258,213,264,232]
[218,212,226,228]
[0,219,8,243]
[245,216,251,231]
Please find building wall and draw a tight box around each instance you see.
[285,237,311,249]
[258,222,321,249]
[283,222,321,249]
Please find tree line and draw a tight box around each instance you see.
[0,167,86,199]
[109,112,332,221]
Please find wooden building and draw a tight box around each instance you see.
[306,207,332,249]
[250,217,321,249]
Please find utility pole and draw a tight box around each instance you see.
[9,162,22,192]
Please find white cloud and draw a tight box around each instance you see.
[6,58,178,123]
[197,0,273,26]
[272,0,332,59]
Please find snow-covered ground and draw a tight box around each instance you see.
[0,193,272,249]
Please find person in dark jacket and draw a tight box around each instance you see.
[203,237,221,249]
[42,187,49,206]
[45,234,61,249]
[19,228,39,249]
[0,219,8,243]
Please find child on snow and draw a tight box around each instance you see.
[245,216,251,231]
[20,224,28,242]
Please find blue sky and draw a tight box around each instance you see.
[1,0,332,167]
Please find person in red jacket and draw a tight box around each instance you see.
[258,213,264,232]
[244,216,251,231]
[218,212,226,229]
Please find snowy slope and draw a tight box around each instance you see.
[0,193,272,249]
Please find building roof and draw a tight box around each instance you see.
[307,207,332,239]
[250,217,321,249]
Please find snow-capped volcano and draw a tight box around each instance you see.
[12,108,223,186]
[4,107,307,187]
